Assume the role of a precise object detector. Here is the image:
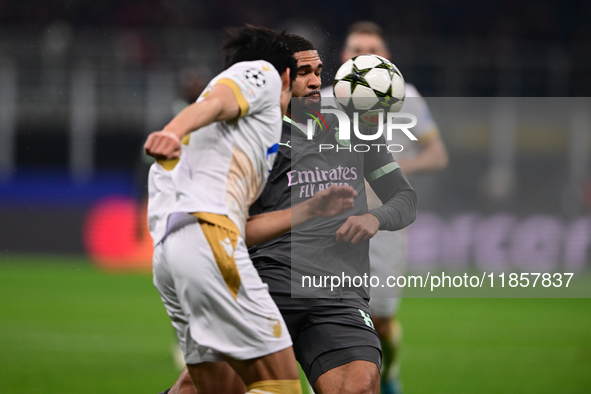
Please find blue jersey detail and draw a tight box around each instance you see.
[266,143,279,158]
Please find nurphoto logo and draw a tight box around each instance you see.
[304,107,418,153]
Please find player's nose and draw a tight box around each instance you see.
[309,74,321,88]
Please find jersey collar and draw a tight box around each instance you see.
[283,115,317,137]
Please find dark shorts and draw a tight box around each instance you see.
[254,257,382,388]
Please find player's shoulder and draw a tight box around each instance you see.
[218,60,283,107]
[281,116,291,130]
[197,60,283,108]
[404,83,421,98]
[220,60,280,86]
[227,59,277,72]
[280,117,293,142]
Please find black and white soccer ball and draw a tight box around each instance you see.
[244,69,266,88]
[333,54,405,126]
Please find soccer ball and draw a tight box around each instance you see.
[333,54,405,126]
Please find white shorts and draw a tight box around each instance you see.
[369,230,407,318]
[153,217,292,364]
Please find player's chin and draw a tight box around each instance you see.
[304,96,321,108]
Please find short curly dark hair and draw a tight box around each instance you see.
[222,25,297,83]
[284,33,316,53]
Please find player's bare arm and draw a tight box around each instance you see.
[143,83,241,160]
[396,136,448,175]
[245,185,357,247]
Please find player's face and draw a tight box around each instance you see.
[292,50,323,101]
[341,33,390,62]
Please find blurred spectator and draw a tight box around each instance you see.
[1,0,588,47]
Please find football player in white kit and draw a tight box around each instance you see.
[144,26,302,394]
[323,21,449,394]
[147,143,358,394]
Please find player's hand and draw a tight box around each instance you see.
[144,131,182,160]
[335,213,380,244]
[307,185,357,218]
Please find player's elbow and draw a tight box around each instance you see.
[244,236,255,248]
[407,188,418,225]
[424,138,449,171]
[393,188,418,229]
[433,141,449,170]
[436,149,449,170]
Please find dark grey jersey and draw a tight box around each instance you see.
[249,113,416,298]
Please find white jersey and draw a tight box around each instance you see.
[147,161,177,247]
[171,60,283,234]
[388,83,439,160]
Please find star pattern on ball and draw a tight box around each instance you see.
[342,66,390,97]
[244,69,266,88]
[342,68,367,93]
[332,54,406,125]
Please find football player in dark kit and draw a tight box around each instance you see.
[162,34,417,394]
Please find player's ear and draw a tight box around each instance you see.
[280,68,291,91]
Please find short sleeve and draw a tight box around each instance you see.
[403,84,440,144]
[212,60,282,118]
[363,133,399,182]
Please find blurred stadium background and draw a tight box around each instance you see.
[1,1,590,393]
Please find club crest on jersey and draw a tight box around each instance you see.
[244,69,266,88]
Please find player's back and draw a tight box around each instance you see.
[147,160,177,246]
[171,60,283,234]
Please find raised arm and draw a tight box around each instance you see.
[396,135,448,175]
[144,83,241,160]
